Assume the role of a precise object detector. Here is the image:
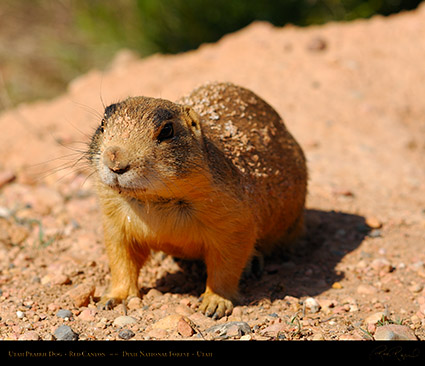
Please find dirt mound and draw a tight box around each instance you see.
[0,3,424,347]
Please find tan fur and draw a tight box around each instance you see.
[88,82,307,318]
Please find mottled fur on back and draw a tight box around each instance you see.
[179,83,307,253]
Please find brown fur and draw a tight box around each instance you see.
[88,82,307,318]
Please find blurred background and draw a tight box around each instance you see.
[0,0,422,111]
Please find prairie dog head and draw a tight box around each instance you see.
[88,96,206,199]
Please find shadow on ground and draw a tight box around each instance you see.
[144,209,370,304]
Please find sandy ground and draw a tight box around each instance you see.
[0,3,425,354]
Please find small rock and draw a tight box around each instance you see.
[305,297,321,313]
[408,282,423,293]
[339,333,364,340]
[410,315,421,327]
[18,331,40,340]
[145,288,163,300]
[52,274,71,286]
[78,308,96,322]
[48,303,60,313]
[371,258,393,273]
[349,304,359,312]
[307,36,327,52]
[240,334,252,340]
[16,311,25,319]
[357,284,378,295]
[188,312,216,329]
[374,324,417,340]
[177,316,195,337]
[206,321,251,339]
[152,314,182,330]
[0,206,11,218]
[332,187,354,197]
[127,297,143,310]
[56,309,73,319]
[175,304,194,317]
[366,217,382,229]
[365,312,386,325]
[146,328,167,339]
[368,229,382,238]
[319,299,336,309]
[332,282,343,289]
[113,315,137,327]
[230,306,243,319]
[260,321,288,337]
[66,283,95,307]
[312,333,325,340]
[118,329,135,340]
[54,325,78,340]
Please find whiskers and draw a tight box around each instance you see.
[29,99,104,187]
[29,138,95,188]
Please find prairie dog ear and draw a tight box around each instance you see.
[182,105,202,136]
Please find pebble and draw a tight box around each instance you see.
[188,312,216,329]
[206,321,251,339]
[66,283,95,307]
[177,316,195,337]
[118,329,135,340]
[16,311,25,319]
[56,309,73,319]
[305,297,321,313]
[240,334,252,340]
[366,216,382,229]
[408,282,423,293]
[54,325,78,340]
[113,315,137,327]
[312,332,325,340]
[78,308,96,322]
[368,229,382,238]
[357,284,378,295]
[18,331,41,340]
[307,36,327,52]
[47,303,60,313]
[365,312,386,325]
[145,288,163,300]
[230,306,243,319]
[260,321,288,337]
[0,206,11,218]
[146,328,167,339]
[175,304,194,317]
[127,296,143,310]
[41,273,71,286]
[374,324,417,340]
[319,299,337,309]
[371,258,392,273]
[152,314,182,330]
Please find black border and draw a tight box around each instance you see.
[1,340,424,364]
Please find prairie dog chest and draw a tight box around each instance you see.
[127,196,195,233]
[122,196,207,258]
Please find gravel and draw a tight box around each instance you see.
[56,309,73,319]
[54,325,79,341]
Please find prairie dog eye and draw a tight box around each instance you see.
[156,123,174,143]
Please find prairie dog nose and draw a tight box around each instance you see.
[103,146,130,174]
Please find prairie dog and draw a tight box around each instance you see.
[88,82,307,319]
